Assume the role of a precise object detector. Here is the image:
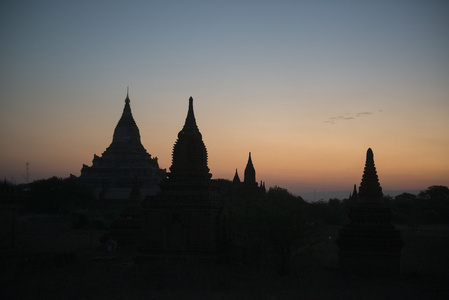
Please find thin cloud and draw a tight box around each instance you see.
[324,110,383,124]
[356,112,373,117]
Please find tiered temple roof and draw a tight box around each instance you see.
[358,148,383,201]
[78,92,166,198]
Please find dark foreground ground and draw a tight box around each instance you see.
[1,215,448,300]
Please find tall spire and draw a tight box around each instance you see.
[180,96,200,136]
[358,148,383,201]
[244,152,257,186]
[170,97,210,181]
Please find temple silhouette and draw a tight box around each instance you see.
[73,93,404,273]
[137,97,231,261]
[232,153,266,195]
[336,148,403,275]
[76,91,166,201]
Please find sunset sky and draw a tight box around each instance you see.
[1,1,448,199]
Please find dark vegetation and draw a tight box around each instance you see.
[20,176,94,213]
[387,185,449,228]
[17,177,118,230]
[1,179,449,298]
[14,178,449,230]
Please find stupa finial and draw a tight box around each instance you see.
[180,96,199,135]
[125,87,130,104]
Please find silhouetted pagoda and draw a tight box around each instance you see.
[138,97,231,262]
[336,148,403,275]
[77,92,166,201]
[233,153,266,195]
[244,152,257,188]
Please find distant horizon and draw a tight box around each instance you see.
[3,164,430,202]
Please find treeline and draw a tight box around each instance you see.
[8,177,449,228]
[17,176,94,214]
[304,185,449,227]
[225,185,306,274]
[275,185,449,228]
[8,177,114,230]
[386,185,449,227]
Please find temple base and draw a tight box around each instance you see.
[336,226,403,276]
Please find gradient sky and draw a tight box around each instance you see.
[1,0,448,198]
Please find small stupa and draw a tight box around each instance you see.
[243,152,257,188]
[232,169,241,185]
[336,148,403,275]
[232,153,266,197]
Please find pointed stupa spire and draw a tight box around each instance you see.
[233,169,241,184]
[125,87,130,103]
[349,184,358,201]
[179,96,200,136]
[261,181,266,192]
[244,152,257,187]
[358,148,383,201]
[111,90,141,145]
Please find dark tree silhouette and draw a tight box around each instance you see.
[20,177,94,214]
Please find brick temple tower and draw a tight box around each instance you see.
[336,148,403,275]
[138,97,231,262]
